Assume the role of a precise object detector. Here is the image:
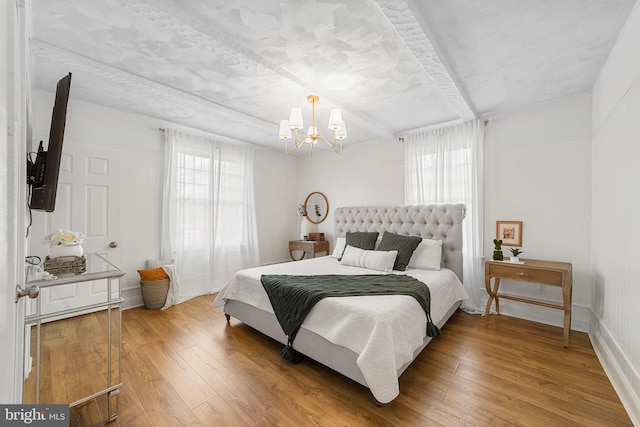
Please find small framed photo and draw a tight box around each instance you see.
[496,221,522,246]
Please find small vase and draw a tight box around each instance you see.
[510,256,520,263]
[48,244,84,259]
[299,217,314,240]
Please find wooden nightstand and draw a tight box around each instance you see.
[288,240,330,261]
[484,258,573,347]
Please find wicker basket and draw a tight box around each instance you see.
[140,279,169,310]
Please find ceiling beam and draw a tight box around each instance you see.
[374,0,477,122]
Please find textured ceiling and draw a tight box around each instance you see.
[31,0,636,153]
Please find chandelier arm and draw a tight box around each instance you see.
[333,138,343,154]
[284,129,308,155]
[318,133,344,154]
[284,140,298,155]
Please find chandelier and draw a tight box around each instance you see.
[278,95,347,156]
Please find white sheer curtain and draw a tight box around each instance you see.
[161,129,259,306]
[404,120,484,313]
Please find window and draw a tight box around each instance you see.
[162,129,259,300]
[404,120,484,312]
[175,151,210,251]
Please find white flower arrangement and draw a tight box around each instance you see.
[42,229,85,247]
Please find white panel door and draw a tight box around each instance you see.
[33,141,121,316]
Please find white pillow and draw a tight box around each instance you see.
[340,245,397,272]
[331,237,346,258]
[408,239,443,270]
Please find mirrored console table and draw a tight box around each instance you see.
[23,253,125,423]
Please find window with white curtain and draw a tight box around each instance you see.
[161,129,259,306]
[175,151,210,251]
[404,120,484,313]
[214,158,246,247]
[406,144,471,205]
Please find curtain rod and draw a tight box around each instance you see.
[397,118,489,143]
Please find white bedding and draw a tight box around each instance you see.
[213,256,468,403]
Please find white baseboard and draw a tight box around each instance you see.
[589,311,640,426]
[121,285,144,310]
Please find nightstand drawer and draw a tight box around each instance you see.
[289,241,312,251]
[288,240,330,261]
[488,263,563,286]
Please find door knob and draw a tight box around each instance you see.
[15,285,40,303]
[109,241,118,248]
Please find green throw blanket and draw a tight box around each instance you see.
[260,274,441,364]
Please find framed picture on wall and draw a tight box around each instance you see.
[496,221,522,246]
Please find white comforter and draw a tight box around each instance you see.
[213,257,468,403]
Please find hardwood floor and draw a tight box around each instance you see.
[32,295,632,426]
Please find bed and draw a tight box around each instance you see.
[213,204,468,404]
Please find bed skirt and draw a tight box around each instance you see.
[223,299,461,389]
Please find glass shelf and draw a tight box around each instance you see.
[26,252,124,288]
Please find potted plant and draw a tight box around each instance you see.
[509,247,523,262]
[492,239,503,261]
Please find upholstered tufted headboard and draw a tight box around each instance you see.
[334,204,466,281]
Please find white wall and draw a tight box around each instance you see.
[591,3,640,423]
[253,147,299,264]
[483,94,593,331]
[295,137,404,245]
[30,91,297,305]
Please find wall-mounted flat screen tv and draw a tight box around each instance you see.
[28,72,72,212]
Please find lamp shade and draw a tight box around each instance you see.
[289,108,304,129]
[337,121,348,139]
[328,108,343,130]
[279,120,292,139]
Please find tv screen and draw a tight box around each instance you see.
[29,72,72,212]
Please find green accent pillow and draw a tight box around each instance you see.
[376,232,423,271]
[339,232,379,260]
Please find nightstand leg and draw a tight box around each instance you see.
[485,277,501,322]
[562,284,572,347]
[289,250,307,261]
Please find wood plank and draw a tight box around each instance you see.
[27,295,632,426]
